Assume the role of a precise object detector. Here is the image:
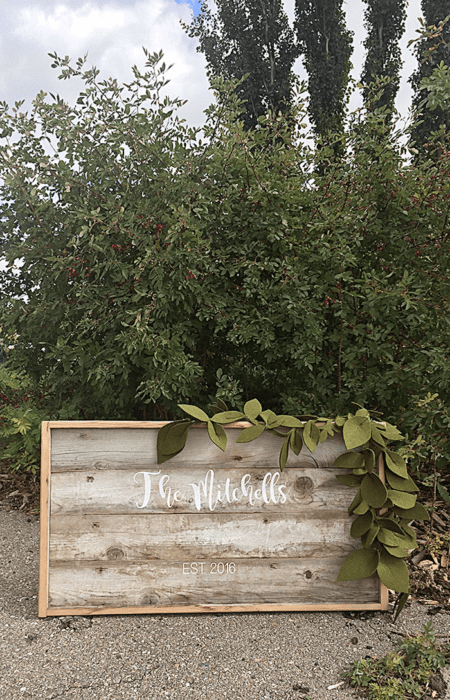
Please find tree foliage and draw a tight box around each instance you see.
[361,0,407,115]
[294,0,353,137]
[183,0,298,130]
[1,52,450,435]
[410,4,450,149]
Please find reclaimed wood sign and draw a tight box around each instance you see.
[39,421,388,616]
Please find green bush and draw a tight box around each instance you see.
[0,366,42,473]
[399,393,450,503]
[0,366,80,473]
[0,50,449,441]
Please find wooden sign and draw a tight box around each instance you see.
[39,421,388,616]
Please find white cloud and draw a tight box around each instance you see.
[0,0,428,129]
[0,0,210,125]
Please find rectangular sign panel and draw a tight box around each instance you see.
[39,421,388,616]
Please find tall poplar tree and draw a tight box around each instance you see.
[294,0,353,138]
[361,0,407,114]
[410,2,450,148]
[183,0,298,130]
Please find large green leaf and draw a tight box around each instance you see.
[290,428,302,455]
[244,399,262,421]
[337,547,379,581]
[348,489,363,515]
[393,591,410,622]
[343,416,372,450]
[211,411,245,424]
[379,423,404,442]
[260,409,278,425]
[207,420,227,451]
[278,415,303,428]
[353,500,370,515]
[236,423,265,443]
[376,517,404,535]
[385,450,408,478]
[350,511,373,538]
[399,521,417,539]
[279,433,290,471]
[393,503,430,521]
[336,473,363,487]
[157,420,191,464]
[361,473,388,508]
[333,452,364,470]
[371,424,387,447]
[361,524,380,548]
[303,420,320,453]
[377,528,405,547]
[387,490,417,510]
[377,551,410,592]
[379,530,417,549]
[324,419,335,436]
[319,427,328,443]
[384,545,409,558]
[178,404,209,422]
[386,470,419,493]
[363,449,375,473]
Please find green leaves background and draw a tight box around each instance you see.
[157,400,428,610]
[2,51,450,430]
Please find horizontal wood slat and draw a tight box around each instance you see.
[50,467,355,516]
[50,426,349,472]
[47,557,381,609]
[49,512,357,561]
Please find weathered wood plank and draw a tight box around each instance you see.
[50,467,355,515]
[42,601,387,616]
[47,557,380,609]
[49,512,358,561]
[50,427,350,472]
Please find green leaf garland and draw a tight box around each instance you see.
[156,400,428,615]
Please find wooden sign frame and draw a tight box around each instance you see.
[39,421,388,617]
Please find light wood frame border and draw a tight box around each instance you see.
[39,421,389,617]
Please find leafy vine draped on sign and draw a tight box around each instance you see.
[157,400,428,619]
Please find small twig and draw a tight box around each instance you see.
[429,441,438,531]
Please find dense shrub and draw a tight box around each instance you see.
[0,365,80,473]
[0,51,449,464]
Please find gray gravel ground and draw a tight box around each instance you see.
[0,507,449,700]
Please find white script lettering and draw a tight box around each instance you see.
[134,470,161,508]
[134,470,289,511]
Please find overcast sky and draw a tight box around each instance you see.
[1,0,424,128]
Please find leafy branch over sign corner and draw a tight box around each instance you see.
[157,399,428,617]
